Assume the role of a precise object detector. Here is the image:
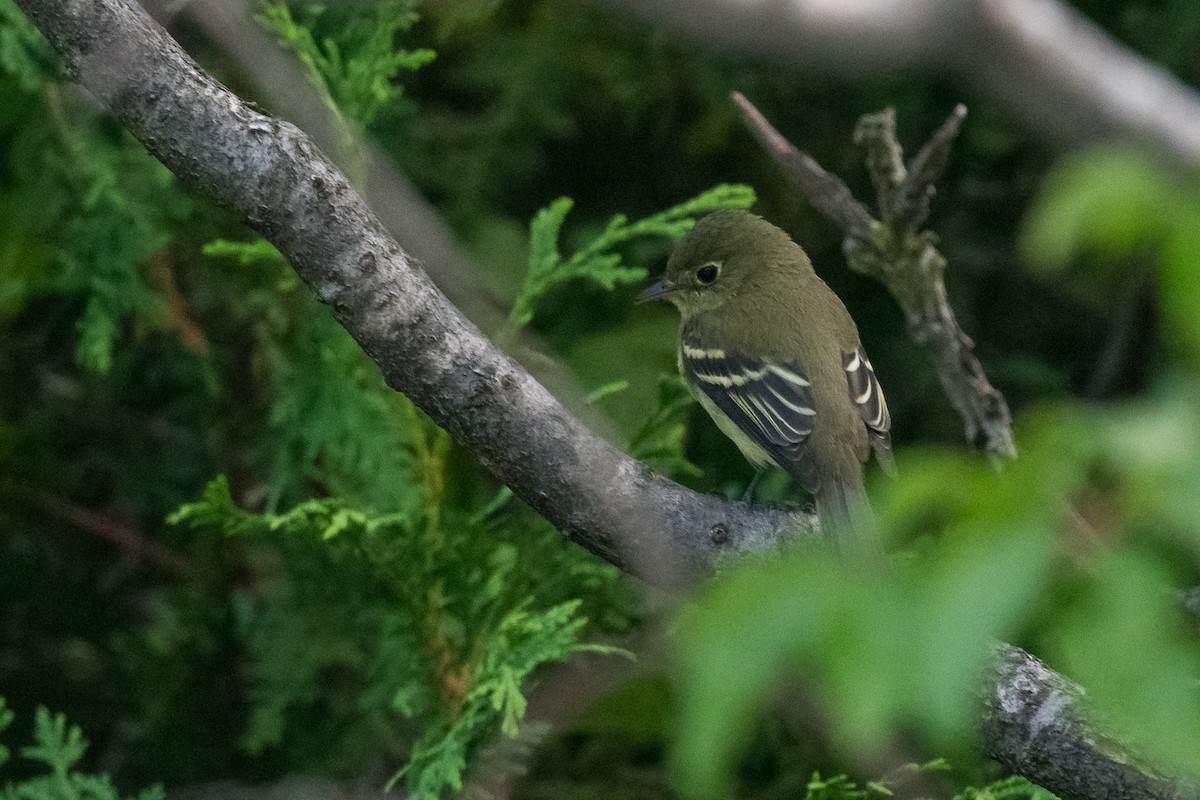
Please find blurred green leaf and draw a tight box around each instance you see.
[673,387,1200,796]
[1161,221,1200,358]
[1021,148,1200,359]
[671,513,1059,797]
[1022,150,1176,273]
[1051,551,1200,776]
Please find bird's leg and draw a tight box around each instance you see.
[741,467,769,503]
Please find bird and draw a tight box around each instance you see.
[639,209,892,555]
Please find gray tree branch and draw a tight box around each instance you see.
[733,93,1015,458]
[983,644,1198,800]
[595,0,1200,166]
[9,2,1188,800]
[140,0,505,331]
[15,0,805,586]
[139,0,633,450]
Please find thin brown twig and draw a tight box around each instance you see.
[733,92,1016,459]
[3,482,191,577]
[732,92,873,236]
[148,248,208,355]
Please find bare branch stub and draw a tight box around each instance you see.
[900,103,967,231]
[733,93,1016,459]
[732,92,873,237]
[853,108,906,229]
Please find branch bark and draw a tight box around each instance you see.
[983,644,1198,800]
[14,0,804,586]
[732,93,1015,458]
[140,0,634,450]
[139,0,507,333]
[10,2,1189,799]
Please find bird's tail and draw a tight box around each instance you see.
[815,478,882,563]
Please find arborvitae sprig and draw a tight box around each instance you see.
[171,470,630,800]
[954,776,1060,800]
[627,374,701,479]
[0,699,164,800]
[0,8,191,374]
[507,183,755,333]
[257,1,435,133]
[802,762,1057,800]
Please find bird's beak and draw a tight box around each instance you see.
[637,279,677,303]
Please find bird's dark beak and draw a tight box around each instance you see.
[637,279,676,303]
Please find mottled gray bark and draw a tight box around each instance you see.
[733,94,1015,458]
[14,0,807,585]
[140,0,633,451]
[10,2,1190,799]
[983,644,1199,800]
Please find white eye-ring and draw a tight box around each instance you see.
[694,262,720,286]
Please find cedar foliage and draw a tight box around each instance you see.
[2,0,1200,798]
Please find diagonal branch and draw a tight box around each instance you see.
[13,0,806,586]
[983,644,1197,800]
[10,2,1189,799]
[141,0,637,461]
[732,95,874,237]
[734,92,1016,459]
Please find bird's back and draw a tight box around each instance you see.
[682,261,871,492]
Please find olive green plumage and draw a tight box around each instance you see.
[640,209,892,549]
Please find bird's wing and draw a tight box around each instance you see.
[843,347,894,473]
[681,343,821,488]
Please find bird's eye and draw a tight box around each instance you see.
[695,263,719,285]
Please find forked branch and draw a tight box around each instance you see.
[733,92,1015,459]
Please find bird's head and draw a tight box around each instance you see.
[638,209,806,318]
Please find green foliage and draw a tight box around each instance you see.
[0,0,190,372]
[627,374,700,478]
[200,238,286,267]
[257,0,435,132]
[61,121,188,374]
[206,6,444,513]
[1,0,193,372]
[672,392,1200,795]
[0,699,11,769]
[952,775,1059,800]
[1022,151,1176,272]
[1017,158,1200,776]
[670,153,1200,797]
[203,238,421,511]
[0,700,162,800]
[398,601,623,798]
[670,503,1055,794]
[0,75,189,372]
[804,772,871,800]
[779,762,1055,800]
[262,307,420,509]
[802,760,952,800]
[507,184,755,333]
[7,0,1199,798]
[171,469,630,799]
[1022,149,1200,357]
[0,0,56,92]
